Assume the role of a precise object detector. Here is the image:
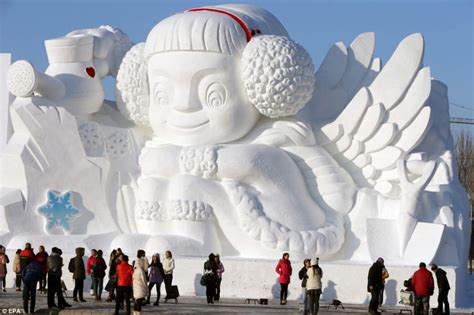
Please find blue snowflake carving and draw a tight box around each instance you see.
[37,191,80,233]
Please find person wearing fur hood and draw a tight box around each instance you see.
[132,258,148,315]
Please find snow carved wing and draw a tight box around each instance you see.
[298,32,380,125]
[308,33,432,197]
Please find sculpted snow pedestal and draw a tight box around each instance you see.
[0,3,470,290]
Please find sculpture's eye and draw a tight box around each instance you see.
[153,82,168,107]
[205,83,226,107]
[85,67,95,78]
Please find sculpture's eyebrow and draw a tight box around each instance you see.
[191,67,223,81]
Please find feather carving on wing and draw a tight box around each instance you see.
[298,33,433,199]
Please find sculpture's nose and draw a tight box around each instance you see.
[172,89,202,113]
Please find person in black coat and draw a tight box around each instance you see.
[47,247,71,310]
[431,264,450,315]
[203,253,218,304]
[69,247,86,302]
[367,257,384,315]
[298,259,311,313]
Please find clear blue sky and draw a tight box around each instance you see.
[1,0,473,132]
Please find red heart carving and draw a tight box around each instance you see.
[86,67,95,78]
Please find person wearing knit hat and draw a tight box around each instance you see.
[306,258,323,314]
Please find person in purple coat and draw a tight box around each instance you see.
[146,253,165,306]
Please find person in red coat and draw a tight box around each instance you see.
[86,249,98,299]
[411,262,434,315]
[19,243,35,273]
[115,255,133,315]
[275,253,292,305]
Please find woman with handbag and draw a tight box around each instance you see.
[203,253,218,304]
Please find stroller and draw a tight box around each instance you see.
[398,278,414,314]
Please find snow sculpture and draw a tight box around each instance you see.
[0,3,470,304]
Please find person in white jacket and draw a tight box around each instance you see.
[132,259,148,315]
[163,251,175,297]
[306,258,323,315]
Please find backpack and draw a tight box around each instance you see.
[68,258,75,273]
[23,261,42,285]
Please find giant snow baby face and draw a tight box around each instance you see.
[116,5,316,145]
[146,50,258,145]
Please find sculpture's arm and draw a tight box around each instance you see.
[7,60,65,99]
[216,143,327,232]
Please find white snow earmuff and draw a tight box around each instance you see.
[116,7,315,125]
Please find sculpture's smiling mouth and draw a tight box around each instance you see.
[167,120,209,130]
[166,111,210,130]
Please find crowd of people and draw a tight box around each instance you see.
[368,259,450,315]
[276,254,451,315]
[0,243,176,315]
[0,244,452,315]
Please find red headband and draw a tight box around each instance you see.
[188,8,260,42]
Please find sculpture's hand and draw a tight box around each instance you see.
[397,159,437,254]
[139,143,182,178]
